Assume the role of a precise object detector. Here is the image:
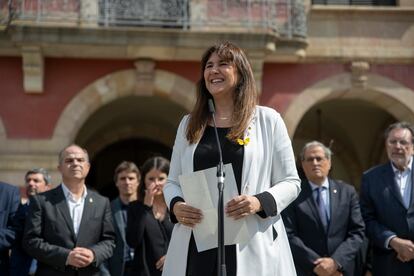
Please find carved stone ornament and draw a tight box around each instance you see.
[22,46,44,93]
[134,58,155,96]
[351,61,370,88]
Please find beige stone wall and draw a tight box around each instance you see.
[1,1,414,189]
[304,6,414,62]
[400,0,414,7]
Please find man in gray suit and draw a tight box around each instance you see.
[23,144,116,276]
[101,161,140,276]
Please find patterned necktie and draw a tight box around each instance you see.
[315,187,328,231]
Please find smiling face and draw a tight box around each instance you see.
[301,145,331,185]
[58,145,90,183]
[203,52,239,101]
[386,127,414,170]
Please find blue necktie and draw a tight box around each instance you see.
[29,259,37,275]
[315,187,328,231]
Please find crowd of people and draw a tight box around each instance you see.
[0,41,413,276]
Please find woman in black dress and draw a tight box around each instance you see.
[126,156,173,276]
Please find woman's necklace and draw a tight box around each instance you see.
[152,202,166,220]
[217,113,232,120]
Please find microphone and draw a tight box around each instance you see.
[208,99,224,181]
[208,98,226,276]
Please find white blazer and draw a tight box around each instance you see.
[162,106,301,276]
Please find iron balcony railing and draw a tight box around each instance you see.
[1,0,307,38]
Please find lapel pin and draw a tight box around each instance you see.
[89,197,93,203]
[333,189,337,194]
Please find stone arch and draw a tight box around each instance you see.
[52,68,196,148]
[84,123,177,159]
[285,72,414,187]
[283,72,414,137]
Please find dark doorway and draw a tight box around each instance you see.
[86,138,172,200]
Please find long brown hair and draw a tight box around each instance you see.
[137,156,170,202]
[186,41,258,144]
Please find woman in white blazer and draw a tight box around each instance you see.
[162,41,301,276]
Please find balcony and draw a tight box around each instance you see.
[1,0,307,39]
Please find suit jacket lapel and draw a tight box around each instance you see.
[384,162,406,209]
[408,161,414,212]
[113,198,126,242]
[54,185,76,242]
[302,181,324,231]
[241,112,256,193]
[76,191,95,244]
[328,179,339,233]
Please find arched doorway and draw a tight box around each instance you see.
[75,95,187,198]
[52,66,196,151]
[48,65,196,197]
[284,72,414,189]
[293,98,395,188]
[86,138,172,200]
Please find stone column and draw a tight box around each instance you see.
[248,50,267,96]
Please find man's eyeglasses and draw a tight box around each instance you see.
[303,156,326,163]
[387,140,413,147]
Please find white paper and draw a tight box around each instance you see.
[179,164,253,252]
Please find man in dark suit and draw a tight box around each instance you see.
[0,181,20,275]
[10,168,52,276]
[101,161,140,276]
[23,144,116,276]
[360,121,414,275]
[283,141,365,276]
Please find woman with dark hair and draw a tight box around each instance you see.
[162,41,301,276]
[126,156,173,276]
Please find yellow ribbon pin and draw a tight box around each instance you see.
[237,137,250,146]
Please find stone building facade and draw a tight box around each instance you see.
[0,0,413,197]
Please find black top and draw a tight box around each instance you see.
[126,201,174,276]
[186,126,244,276]
[195,126,244,192]
[120,202,134,262]
[169,126,279,276]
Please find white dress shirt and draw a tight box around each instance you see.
[309,178,331,220]
[61,183,87,236]
[391,157,413,208]
[385,157,413,248]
